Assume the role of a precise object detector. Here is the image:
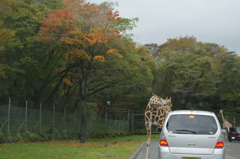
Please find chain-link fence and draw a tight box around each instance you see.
[132,112,145,133]
[0,101,131,137]
[97,108,132,133]
[0,104,79,135]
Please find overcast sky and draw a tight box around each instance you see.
[90,0,240,55]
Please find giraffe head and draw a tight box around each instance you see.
[158,96,171,107]
[161,97,172,113]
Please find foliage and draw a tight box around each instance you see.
[0,131,5,143]
[0,0,239,140]
[37,0,142,143]
[50,128,61,140]
[0,0,63,106]
[145,36,240,114]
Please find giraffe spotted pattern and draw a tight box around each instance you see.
[144,93,172,159]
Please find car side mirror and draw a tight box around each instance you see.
[222,129,227,135]
[156,127,162,133]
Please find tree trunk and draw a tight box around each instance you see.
[80,76,89,143]
[80,96,87,143]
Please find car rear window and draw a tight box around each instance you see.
[166,114,218,135]
[230,127,240,132]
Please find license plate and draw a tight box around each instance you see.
[231,137,235,139]
[182,158,200,159]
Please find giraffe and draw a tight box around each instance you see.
[219,109,232,132]
[144,93,172,159]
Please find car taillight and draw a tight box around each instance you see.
[189,115,195,118]
[160,140,168,146]
[215,142,224,148]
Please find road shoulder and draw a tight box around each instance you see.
[129,142,145,159]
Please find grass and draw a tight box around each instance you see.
[0,134,159,159]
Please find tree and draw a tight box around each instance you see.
[0,0,55,105]
[92,43,154,112]
[147,36,239,111]
[38,0,139,143]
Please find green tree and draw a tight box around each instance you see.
[38,0,139,143]
[148,36,239,111]
[92,44,154,112]
[0,0,65,105]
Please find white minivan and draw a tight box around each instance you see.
[158,110,225,159]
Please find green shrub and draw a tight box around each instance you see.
[34,134,45,141]
[68,131,81,140]
[60,130,68,140]
[51,128,61,140]
[5,136,12,143]
[92,132,131,139]
[12,133,23,143]
[0,131,5,143]
[39,133,49,141]
[22,131,35,142]
[47,134,52,140]
[128,132,134,135]
[105,132,110,137]
[94,133,103,139]
[60,129,68,135]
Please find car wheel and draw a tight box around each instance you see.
[228,138,232,142]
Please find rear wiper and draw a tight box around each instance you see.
[175,129,197,134]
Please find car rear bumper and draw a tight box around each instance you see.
[228,136,240,140]
[158,146,225,159]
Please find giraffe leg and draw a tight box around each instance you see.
[145,122,151,159]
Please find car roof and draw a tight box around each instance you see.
[170,110,215,115]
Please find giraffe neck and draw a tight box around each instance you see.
[221,111,226,121]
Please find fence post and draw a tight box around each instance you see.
[105,108,108,126]
[110,115,112,131]
[64,107,66,129]
[131,110,134,132]
[74,109,76,131]
[98,109,100,124]
[115,116,117,131]
[119,117,121,133]
[40,103,42,133]
[25,101,28,132]
[53,105,55,129]
[7,98,11,135]
[123,117,125,132]
[90,118,92,134]
[128,109,130,132]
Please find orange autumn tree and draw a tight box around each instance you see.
[39,0,138,143]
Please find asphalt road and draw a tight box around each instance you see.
[129,139,240,159]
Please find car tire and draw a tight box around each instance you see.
[228,137,232,142]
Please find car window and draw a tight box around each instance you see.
[166,114,218,135]
[230,127,236,132]
[230,127,240,132]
